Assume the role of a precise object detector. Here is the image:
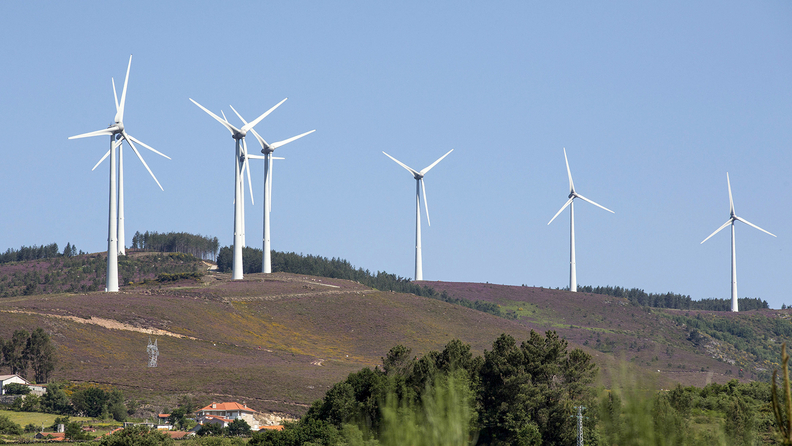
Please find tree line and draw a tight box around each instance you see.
[0,243,83,264]
[0,328,56,383]
[216,247,509,319]
[576,285,769,311]
[131,231,220,260]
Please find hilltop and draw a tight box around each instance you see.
[1,255,790,417]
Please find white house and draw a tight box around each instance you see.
[0,374,30,395]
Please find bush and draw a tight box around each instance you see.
[98,425,174,446]
[0,414,23,435]
[2,383,31,395]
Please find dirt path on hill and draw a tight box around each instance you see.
[0,310,198,340]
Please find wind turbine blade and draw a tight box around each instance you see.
[249,128,270,150]
[575,193,615,214]
[112,78,119,114]
[548,197,574,225]
[421,178,431,226]
[727,172,735,215]
[189,98,239,135]
[734,216,777,238]
[701,219,733,244]
[230,105,247,125]
[420,149,454,175]
[91,139,123,171]
[92,149,111,171]
[272,156,285,160]
[382,152,419,176]
[127,134,170,159]
[563,148,575,193]
[118,55,132,123]
[69,129,114,139]
[270,130,316,149]
[243,139,254,205]
[124,132,164,191]
[241,98,288,134]
[246,154,266,160]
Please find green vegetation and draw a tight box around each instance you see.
[0,328,56,383]
[2,381,131,423]
[0,414,23,435]
[772,343,792,445]
[253,332,596,445]
[98,425,174,446]
[217,247,511,319]
[667,311,792,378]
[577,285,769,311]
[131,230,220,260]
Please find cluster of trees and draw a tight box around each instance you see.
[216,247,508,319]
[0,243,82,264]
[673,312,792,371]
[577,285,769,311]
[251,331,597,446]
[0,328,56,383]
[4,381,133,422]
[131,231,220,260]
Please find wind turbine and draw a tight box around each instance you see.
[69,55,167,292]
[383,149,453,281]
[190,97,285,280]
[547,148,614,292]
[89,74,170,257]
[700,173,776,312]
[229,104,315,274]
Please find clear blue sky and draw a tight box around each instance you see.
[1,2,790,307]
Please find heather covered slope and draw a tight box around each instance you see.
[424,280,791,386]
[0,272,545,415]
[2,268,790,417]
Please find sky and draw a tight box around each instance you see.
[1,2,790,307]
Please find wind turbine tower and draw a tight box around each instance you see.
[229,104,315,274]
[701,173,776,312]
[190,98,284,280]
[383,149,453,281]
[70,55,168,292]
[547,148,614,292]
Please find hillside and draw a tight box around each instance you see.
[1,259,789,418]
[425,280,789,385]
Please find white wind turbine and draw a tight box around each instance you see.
[383,149,453,281]
[229,104,315,274]
[700,173,776,312]
[190,98,285,280]
[69,55,167,292]
[90,74,171,256]
[547,148,614,292]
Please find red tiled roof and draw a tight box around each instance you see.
[202,415,233,423]
[167,431,192,439]
[198,401,255,412]
[158,413,171,418]
[259,425,284,431]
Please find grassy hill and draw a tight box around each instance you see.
[1,254,790,418]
